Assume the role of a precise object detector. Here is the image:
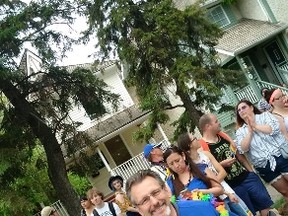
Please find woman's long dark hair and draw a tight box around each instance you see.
[235,99,261,128]
[163,145,212,196]
[177,132,191,153]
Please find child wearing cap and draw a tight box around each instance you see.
[108,175,141,216]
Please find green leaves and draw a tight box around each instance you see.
[83,0,244,140]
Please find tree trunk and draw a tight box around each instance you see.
[176,84,203,129]
[0,78,80,216]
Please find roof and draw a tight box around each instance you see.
[64,60,118,73]
[19,49,118,74]
[174,0,220,10]
[85,104,150,141]
[216,19,288,56]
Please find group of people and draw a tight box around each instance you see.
[41,87,288,216]
[125,88,288,216]
[79,175,142,216]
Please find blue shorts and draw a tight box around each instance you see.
[256,154,288,183]
[232,172,273,215]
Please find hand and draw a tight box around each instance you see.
[220,157,236,168]
[227,193,239,203]
[245,116,255,132]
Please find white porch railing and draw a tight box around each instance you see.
[234,85,258,103]
[34,200,69,216]
[110,139,171,181]
[256,80,288,96]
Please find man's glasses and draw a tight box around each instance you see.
[274,95,285,101]
[135,185,164,206]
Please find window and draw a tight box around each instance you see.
[207,5,230,28]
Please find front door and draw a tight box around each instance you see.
[105,135,131,166]
[264,40,287,84]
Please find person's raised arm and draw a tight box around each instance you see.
[194,168,223,197]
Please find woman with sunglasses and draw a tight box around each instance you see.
[235,99,288,202]
[264,88,288,138]
[177,132,251,216]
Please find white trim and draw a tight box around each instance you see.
[215,48,235,56]
[157,123,169,143]
[97,147,114,174]
[208,5,231,28]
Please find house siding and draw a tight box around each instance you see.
[235,0,267,22]
[266,0,288,22]
[121,126,146,156]
[70,65,134,131]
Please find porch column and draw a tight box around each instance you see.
[258,0,277,23]
[235,56,261,99]
[157,123,171,146]
[96,147,116,176]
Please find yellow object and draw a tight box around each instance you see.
[114,191,133,213]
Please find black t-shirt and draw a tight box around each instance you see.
[207,135,248,188]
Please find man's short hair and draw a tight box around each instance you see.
[86,187,104,200]
[199,113,212,133]
[125,169,165,204]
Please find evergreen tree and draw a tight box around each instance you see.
[81,0,245,140]
[0,1,119,215]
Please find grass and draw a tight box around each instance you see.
[272,197,285,209]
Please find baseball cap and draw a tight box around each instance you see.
[143,143,162,159]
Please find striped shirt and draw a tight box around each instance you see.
[235,112,284,171]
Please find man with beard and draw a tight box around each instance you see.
[125,169,220,216]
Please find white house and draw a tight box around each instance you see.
[20,49,175,196]
[23,0,288,197]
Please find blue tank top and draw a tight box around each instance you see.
[166,164,208,199]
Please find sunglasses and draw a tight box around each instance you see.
[237,105,248,113]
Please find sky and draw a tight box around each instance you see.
[22,1,98,66]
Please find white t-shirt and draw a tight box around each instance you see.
[197,151,235,198]
[91,202,121,216]
[150,165,167,181]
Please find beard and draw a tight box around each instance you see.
[164,205,172,216]
[149,201,172,216]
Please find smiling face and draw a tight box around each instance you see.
[90,193,103,207]
[166,152,187,175]
[130,176,173,216]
